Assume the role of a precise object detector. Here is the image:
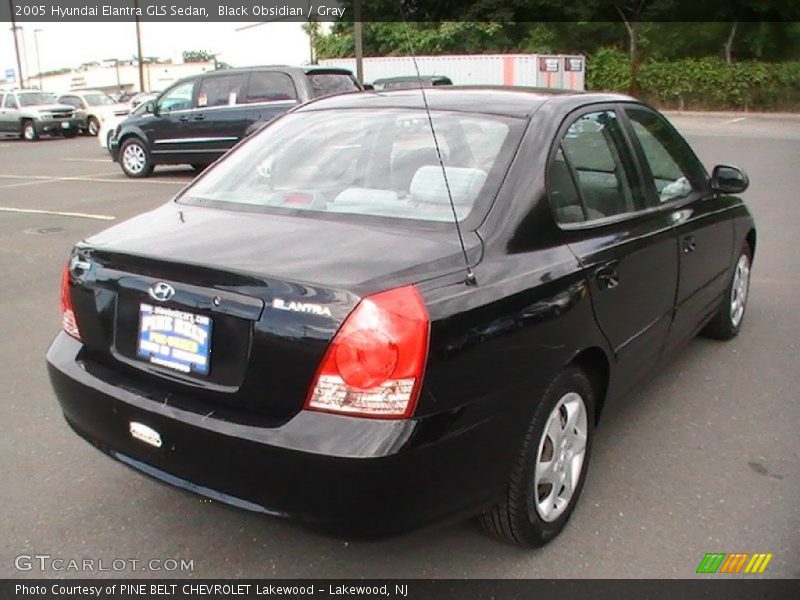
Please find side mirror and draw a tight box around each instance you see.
[145,100,159,116]
[710,164,749,194]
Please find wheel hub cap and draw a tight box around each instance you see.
[533,391,588,522]
[730,254,750,328]
[123,145,145,174]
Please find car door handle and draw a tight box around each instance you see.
[593,262,620,290]
[682,235,697,254]
[179,115,190,122]
[193,114,205,121]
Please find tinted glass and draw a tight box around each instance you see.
[158,82,195,112]
[547,147,585,223]
[18,92,57,106]
[58,96,81,108]
[626,108,706,203]
[197,74,248,108]
[83,93,115,106]
[560,110,639,220]
[179,109,522,224]
[245,72,297,103]
[307,73,359,98]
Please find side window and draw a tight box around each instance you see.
[244,72,297,104]
[158,81,196,112]
[59,96,78,108]
[4,94,18,109]
[196,74,248,108]
[625,108,706,203]
[551,110,640,223]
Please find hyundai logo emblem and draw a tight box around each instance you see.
[148,282,175,302]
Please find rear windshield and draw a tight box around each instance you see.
[306,72,360,98]
[84,93,115,106]
[178,108,523,225]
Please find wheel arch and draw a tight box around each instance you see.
[570,346,610,425]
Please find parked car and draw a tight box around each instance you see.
[57,90,130,137]
[98,94,155,149]
[109,66,361,177]
[372,75,453,90]
[48,88,755,545]
[0,90,78,140]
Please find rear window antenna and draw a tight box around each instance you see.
[400,25,477,287]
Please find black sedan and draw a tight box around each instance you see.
[47,88,755,546]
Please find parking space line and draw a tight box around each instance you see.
[62,158,114,163]
[0,206,116,220]
[0,173,186,186]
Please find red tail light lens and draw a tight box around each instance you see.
[305,285,430,419]
[60,264,81,340]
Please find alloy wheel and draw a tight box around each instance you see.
[730,253,750,328]
[122,143,147,175]
[533,391,588,522]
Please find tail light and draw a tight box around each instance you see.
[60,264,81,340]
[305,285,430,419]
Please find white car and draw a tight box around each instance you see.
[58,90,130,137]
[98,93,156,149]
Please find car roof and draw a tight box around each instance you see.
[296,86,635,119]
[375,75,451,83]
[64,90,107,95]
[200,65,354,77]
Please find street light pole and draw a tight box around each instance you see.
[33,29,43,89]
[8,0,24,87]
[133,0,145,91]
[353,0,363,86]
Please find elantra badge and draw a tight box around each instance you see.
[148,282,175,302]
[272,298,332,317]
[129,422,162,448]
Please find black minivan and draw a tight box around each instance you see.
[109,66,361,177]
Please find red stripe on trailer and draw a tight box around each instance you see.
[503,57,515,85]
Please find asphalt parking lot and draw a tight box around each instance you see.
[0,114,798,579]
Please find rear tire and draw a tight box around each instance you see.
[701,244,752,340]
[119,137,153,178]
[22,120,38,141]
[480,366,595,547]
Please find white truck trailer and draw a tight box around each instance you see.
[319,54,586,90]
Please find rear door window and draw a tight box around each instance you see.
[197,73,248,108]
[244,72,297,103]
[549,109,642,223]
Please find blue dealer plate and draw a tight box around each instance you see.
[136,303,212,375]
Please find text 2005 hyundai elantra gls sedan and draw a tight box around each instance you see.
[47,88,755,546]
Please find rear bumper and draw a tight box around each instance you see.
[46,333,509,537]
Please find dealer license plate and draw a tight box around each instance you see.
[136,303,212,375]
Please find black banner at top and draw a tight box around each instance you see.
[0,0,798,22]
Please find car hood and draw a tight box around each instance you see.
[84,202,481,294]
[29,103,74,113]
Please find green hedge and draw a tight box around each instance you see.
[587,48,800,111]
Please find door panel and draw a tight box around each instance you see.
[146,80,198,159]
[548,107,679,390]
[188,73,250,155]
[621,106,733,352]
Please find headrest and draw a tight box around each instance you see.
[409,166,487,205]
[332,187,400,206]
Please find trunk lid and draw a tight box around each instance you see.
[70,202,478,420]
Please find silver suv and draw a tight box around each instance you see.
[0,90,79,140]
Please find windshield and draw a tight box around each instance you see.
[307,73,359,98]
[178,108,522,224]
[18,92,58,107]
[84,93,115,106]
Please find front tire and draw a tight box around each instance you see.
[22,120,38,141]
[119,138,153,178]
[480,366,595,547]
[86,117,100,137]
[701,244,752,340]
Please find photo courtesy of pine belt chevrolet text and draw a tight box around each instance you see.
[47,87,755,546]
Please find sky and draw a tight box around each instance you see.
[0,21,312,80]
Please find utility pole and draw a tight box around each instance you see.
[133,0,145,91]
[353,0,363,85]
[34,29,43,89]
[8,0,24,87]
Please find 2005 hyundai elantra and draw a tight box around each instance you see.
[48,87,755,546]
